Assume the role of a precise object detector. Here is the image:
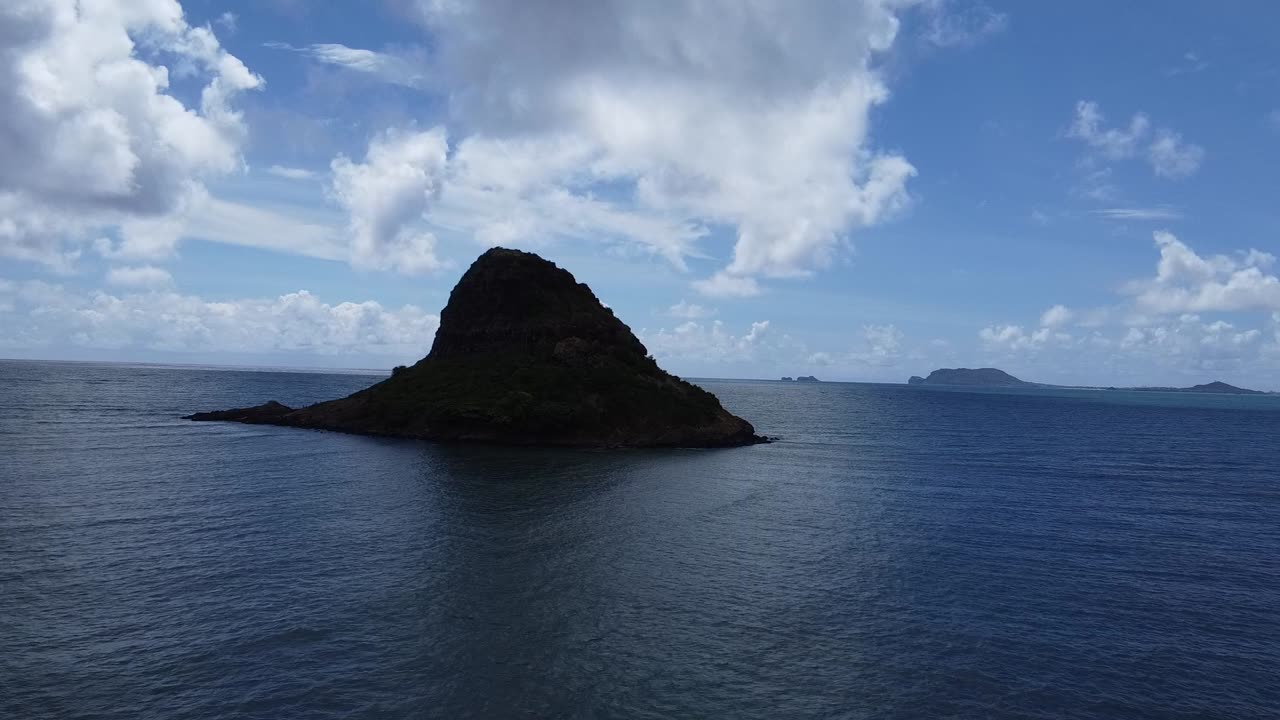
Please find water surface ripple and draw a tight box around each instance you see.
[2,361,1278,718]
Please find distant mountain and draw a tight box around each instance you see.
[907,368,1033,387]
[908,368,1269,395]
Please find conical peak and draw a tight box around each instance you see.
[428,247,647,361]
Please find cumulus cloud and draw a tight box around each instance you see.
[1147,130,1205,179]
[316,1,923,288]
[215,11,237,33]
[267,165,318,181]
[0,281,438,359]
[856,323,904,364]
[667,300,716,319]
[692,272,763,298]
[329,129,450,274]
[982,234,1280,384]
[979,323,1072,352]
[642,319,775,365]
[1067,101,1203,180]
[919,0,1008,48]
[1068,101,1150,160]
[1118,316,1263,369]
[1040,304,1074,328]
[106,265,173,289]
[0,0,261,269]
[801,323,908,369]
[1128,231,1280,314]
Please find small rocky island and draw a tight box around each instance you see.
[780,375,820,383]
[189,248,765,448]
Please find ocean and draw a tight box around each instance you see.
[3,360,1278,719]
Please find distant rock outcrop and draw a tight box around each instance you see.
[908,368,1033,387]
[189,248,765,448]
[780,375,820,383]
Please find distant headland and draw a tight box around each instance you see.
[188,248,766,448]
[908,368,1270,395]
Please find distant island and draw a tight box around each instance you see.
[1116,381,1266,396]
[908,368,1269,395]
[189,248,766,448]
[908,368,1032,387]
[780,376,820,383]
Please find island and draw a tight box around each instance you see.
[908,368,1268,395]
[189,248,766,448]
[1118,381,1265,396]
[908,368,1035,387]
[780,375,820,383]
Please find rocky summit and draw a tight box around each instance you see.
[188,248,765,448]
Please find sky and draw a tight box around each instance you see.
[2,1,1280,388]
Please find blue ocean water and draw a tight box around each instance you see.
[2,359,1279,719]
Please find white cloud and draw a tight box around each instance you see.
[215,11,237,33]
[266,42,427,89]
[920,0,1008,48]
[745,320,771,343]
[106,265,173,289]
[986,234,1280,385]
[1067,101,1203,181]
[691,272,763,298]
[1068,101,1150,160]
[979,323,1072,352]
[1040,304,1074,328]
[1128,231,1280,314]
[858,323,904,363]
[433,133,707,267]
[0,0,262,269]
[184,195,349,262]
[1245,249,1277,269]
[0,281,439,359]
[1166,51,1208,76]
[1076,166,1119,202]
[667,300,716,319]
[336,1,922,288]
[1118,316,1263,367]
[1093,207,1183,221]
[266,165,318,181]
[329,129,450,274]
[642,319,775,364]
[802,323,908,369]
[85,190,349,263]
[1147,130,1204,179]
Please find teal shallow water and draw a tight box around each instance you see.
[3,361,1278,718]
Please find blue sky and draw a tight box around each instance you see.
[3,1,1280,388]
